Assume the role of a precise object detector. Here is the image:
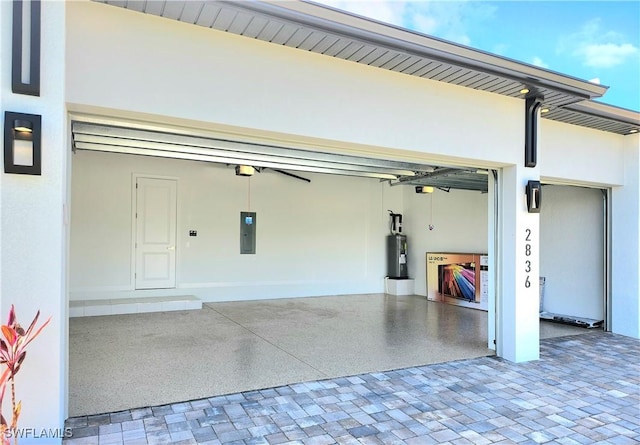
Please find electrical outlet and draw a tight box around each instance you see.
[189,230,197,236]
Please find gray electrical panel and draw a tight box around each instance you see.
[387,234,408,278]
[240,212,256,254]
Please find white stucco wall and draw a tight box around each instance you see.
[65,1,524,168]
[64,2,629,190]
[1,1,67,440]
[496,164,542,362]
[62,1,637,357]
[70,150,402,301]
[540,119,626,187]
[611,134,640,338]
[540,185,604,320]
[0,0,635,435]
[404,188,488,296]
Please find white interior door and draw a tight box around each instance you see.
[135,177,177,289]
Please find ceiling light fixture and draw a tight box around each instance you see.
[520,88,530,94]
[629,129,638,134]
[415,186,434,194]
[235,165,255,176]
[540,108,550,114]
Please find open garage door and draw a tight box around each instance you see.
[539,184,608,333]
[68,117,499,416]
[71,120,491,192]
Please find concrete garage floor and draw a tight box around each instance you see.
[69,294,594,417]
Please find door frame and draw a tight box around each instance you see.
[488,169,499,353]
[603,188,612,331]
[131,173,180,290]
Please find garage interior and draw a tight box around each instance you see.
[67,119,601,417]
[64,0,629,420]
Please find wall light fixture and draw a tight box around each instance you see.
[4,111,41,175]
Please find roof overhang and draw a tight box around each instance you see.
[96,0,638,135]
[228,0,608,101]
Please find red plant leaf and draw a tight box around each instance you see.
[14,352,26,374]
[6,306,15,327]
[21,316,51,350]
[23,310,40,338]
[0,326,16,346]
[0,367,10,404]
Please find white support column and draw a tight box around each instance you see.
[611,134,640,338]
[1,1,68,442]
[497,164,541,362]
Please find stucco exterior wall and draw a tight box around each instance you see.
[540,118,625,187]
[65,1,523,168]
[70,150,397,302]
[0,0,635,433]
[1,0,67,439]
[611,134,640,338]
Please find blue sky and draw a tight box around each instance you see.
[318,1,640,111]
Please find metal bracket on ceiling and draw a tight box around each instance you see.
[389,167,459,186]
[270,169,311,183]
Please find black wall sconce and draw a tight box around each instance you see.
[4,111,42,175]
[526,180,541,213]
[12,0,41,96]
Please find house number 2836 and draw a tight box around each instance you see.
[524,228,532,288]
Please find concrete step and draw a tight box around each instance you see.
[69,295,202,317]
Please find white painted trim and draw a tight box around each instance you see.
[540,177,612,189]
[494,168,504,358]
[177,280,355,288]
[487,170,497,351]
[604,188,612,331]
[70,285,133,293]
[129,174,136,290]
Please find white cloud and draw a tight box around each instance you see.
[589,77,601,85]
[413,13,438,35]
[316,1,495,47]
[409,2,474,46]
[531,56,548,69]
[558,18,639,68]
[578,43,638,68]
[492,43,509,56]
[319,1,407,27]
